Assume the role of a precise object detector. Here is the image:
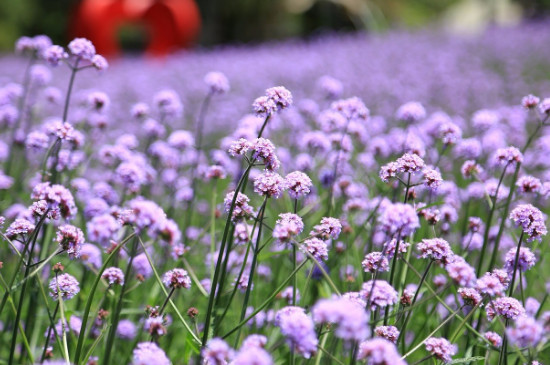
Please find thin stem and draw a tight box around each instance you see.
[223,260,307,339]
[41,302,60,362]
[62,62,79,123]
[508,231,524,297]
[55,274,71,365]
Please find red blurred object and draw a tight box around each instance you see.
[72,0,201,57]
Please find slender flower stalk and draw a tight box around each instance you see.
[507,232,524,297]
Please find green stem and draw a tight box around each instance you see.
[55,274,71,365]
[508,231,524,297]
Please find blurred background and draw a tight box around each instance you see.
[0,0,549,54]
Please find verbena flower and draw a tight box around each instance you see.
[357,338,406,364]
[378,203,419,236]
[253,171,286,198]
[509,204,547,242]
[362,252,389,273]
[132,342,170,365]
[310,217,342,240]
[102,267,125,286]
[457,287,483,307]
[49,273,80,300]
[476,272,506,297]
[506,316,543,348]
[275,306,318,359]
[417,238,454,265]
[285,171,312,199]
[486,297,525,321]
[312,296,369,341]
[55,224,84,258]
[302,238,328,261]
[484,331,502,347]
[273,213,303,244]
[396,101,426,123]
[204,71,230,94]
[162,269,191,289]
[360,280,398,310]
[424,337,457,363]
[374,326,400,344]
[504,246,537,273]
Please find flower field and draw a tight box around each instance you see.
[1,23,550,364]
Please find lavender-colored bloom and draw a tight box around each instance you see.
[275,306,318,359]
[317,75,343,99]
[253,171,286,198]
[154,89,183,119]
[273,213,303,244]
[251,138,280,171]
[374,326,400,344]
[424,337,457,363]
[285,171,312,199]
[223,191,254,222]
[312,296,369,341]
[360,280,398,310]
[357,338,406,364]
[232,346,273,365]
[504,246,536,273]
[31,182,77,220]
[202,338,235,365]
[539,98,550,114]
[521,94,540,109]
[162,268,191,289]
[5,218,35,239]
[55,225,84,259]
[49,273,80,300]
[102,267,125,286]
[68,38,96,60]
[516,175,542,194]
[253,96,277,118]
[457,287,483,306]
[486,297,525,321]
[461,160,483,178]
[396,153,425,173]
[396,101,426,123]
[417,238,454,265]
[423,168,443,190]
[506,316,543,348]
[446,256,476,286]
[87,214,120,247]
[509,204,547,242]
[310,217,342,240]
[132,253,153,279]
[132,342,170,365]
[476,272,506,297]
[378,203,420,236]
[472,109,499,130]
[266,86,293,111]
[493,146,523,167]
[484,331,502,347]
[80,243,102,269]
[331,96,369,121]
[204,71,230,94]
[303,238,328,261]
[44,45,68,66]
[362,252,389,273]
[91,54,108,70]
[525,297,540,316]
[382,239,410,259]
[116,319,137,340]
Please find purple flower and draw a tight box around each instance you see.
[476,272,506,297]
[55,225,84,259]
[396,101,426,123]
[417,238,454,265]
[509,204,547,242]
[486,297,525,321]
[312,297,369,341]
[223,191,255,222]
[232,346,273,365]
[472,109,499,130]
[80,243,102,269]
[116,319,137,340]
[285,171,312,199]
[461,160,483,178]
[396,153,425,173]
[132,342,170,365]
[44,45,68,66]
[91,54,108,70]
[275,307,318,359]
[506,316,543,348]
[310,217,342,240]
[516,175,542,194]
[331,96,369,121]
[423,168,443,190]
[202,338,235,364]
[68,38,96,60]
[317,75,343,99]
[374,326,400,344]
[265,86,293,111]
[31,182,77,220]
[5,218,35,240]
[360,280,398,310]
[303,238,328,261]
[357,338,406,364]
[424,337,457,363]
[87,214,121,247]
[362,252,389,273]
[162,269,191,289]
[521,94,540,109]
[204,71,230,94]
[539,97,550,115]
[504,246,537,273]
[378,203,420,237]
[49,273,80,300]
[493,146,523,167]
[273,213,304,244]
[251,138,280,171]
[457,287,483,306]
[153,89,183,119]
[253,171,286,198]
[102,267,125,286]
[484,331,502,347]
[445,256,476,286]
